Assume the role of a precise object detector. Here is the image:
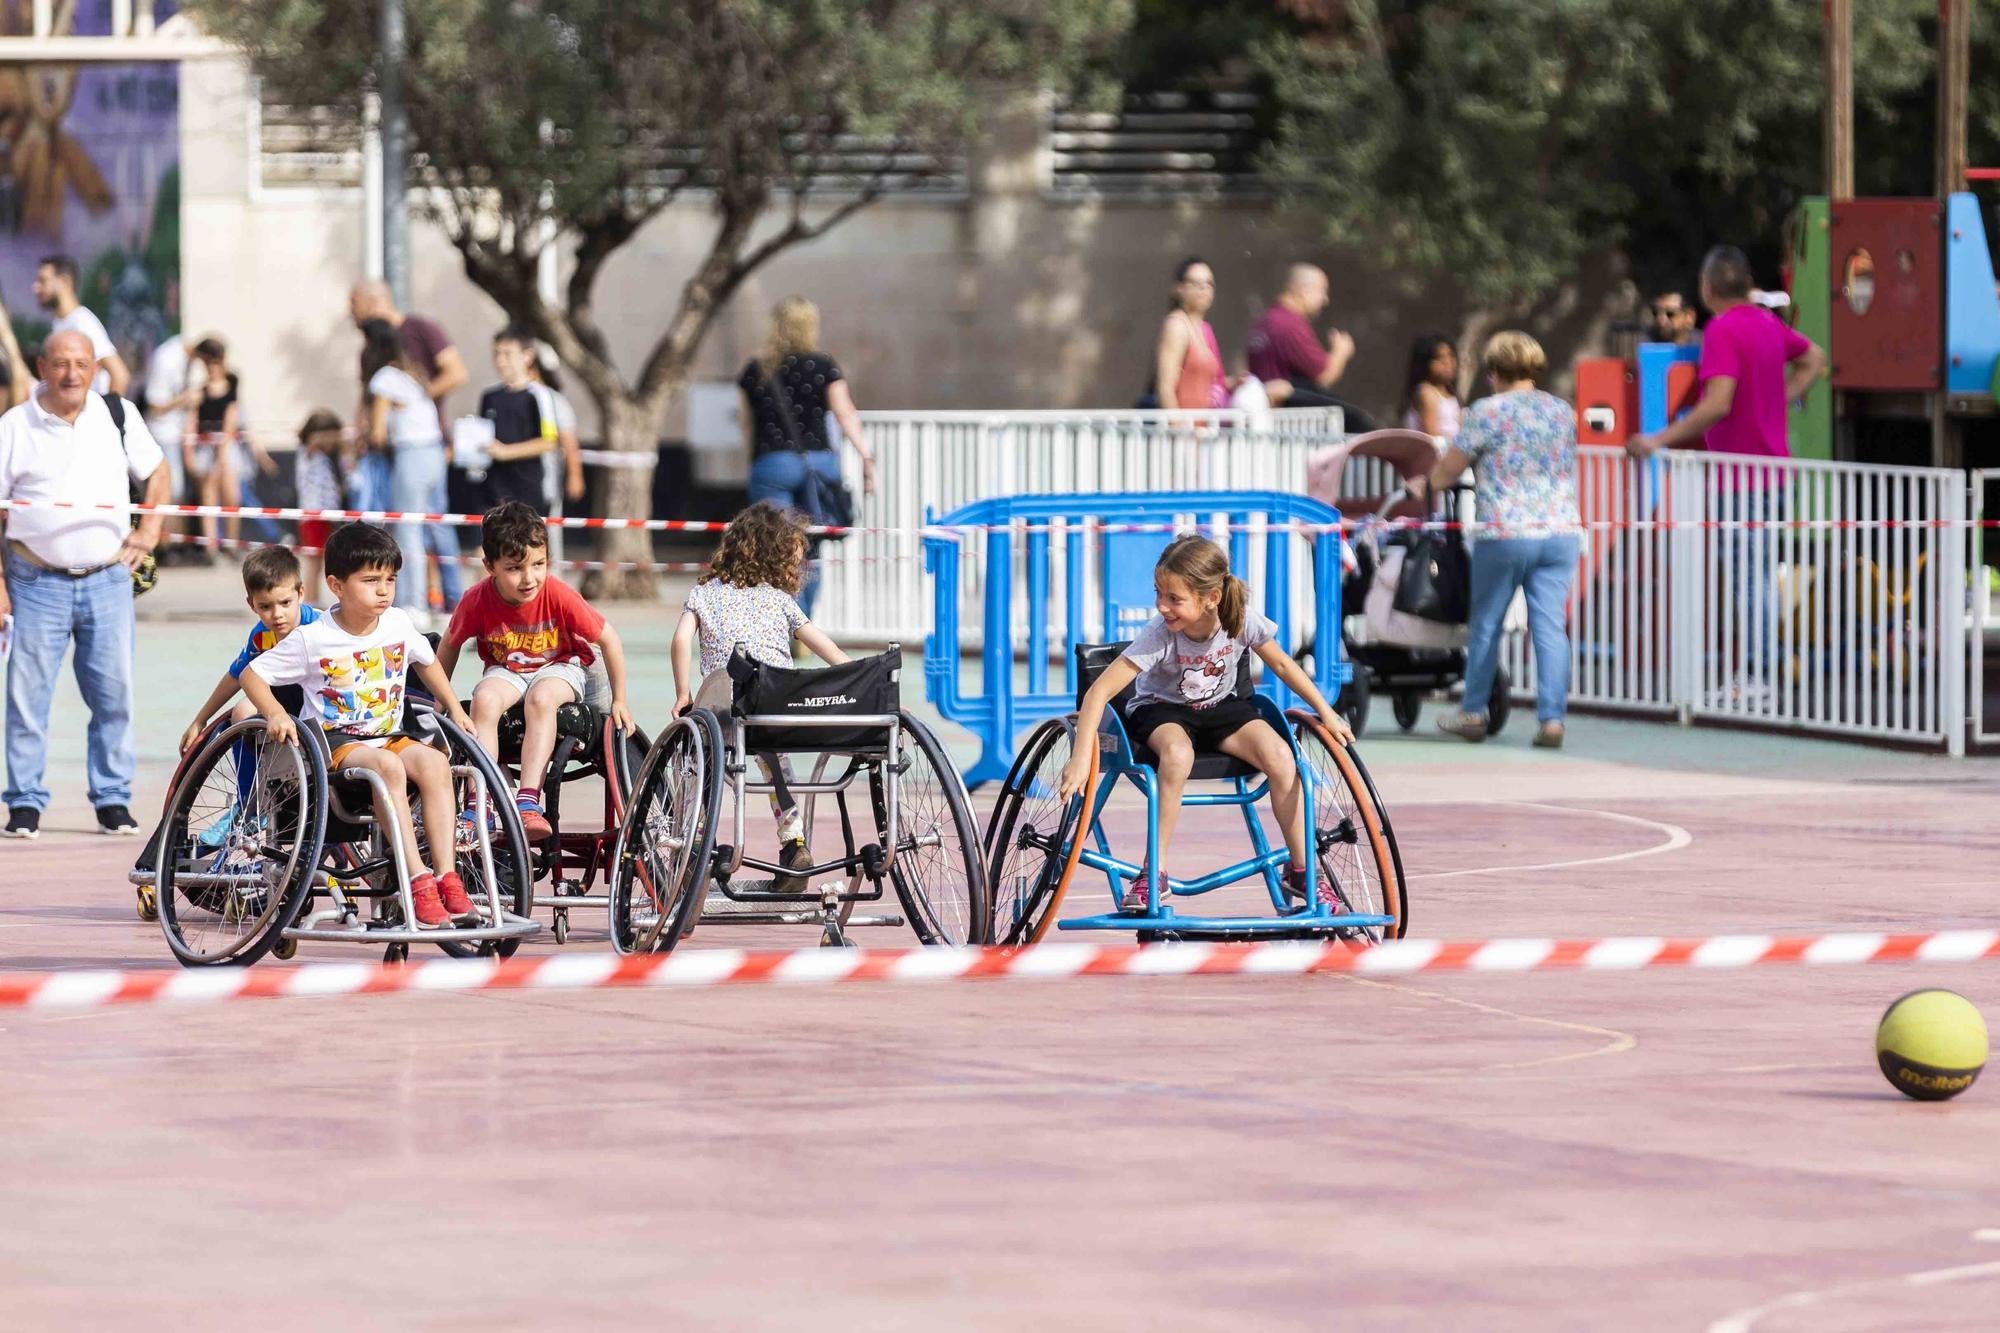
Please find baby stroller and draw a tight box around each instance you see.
[1301,429,1513,737]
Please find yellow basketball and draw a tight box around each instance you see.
[1876,989,1988,1101]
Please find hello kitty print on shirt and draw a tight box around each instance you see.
[1122,609,1278,711]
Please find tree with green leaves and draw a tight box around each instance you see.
[189,0,1129,588]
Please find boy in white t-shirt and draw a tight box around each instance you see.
[239,522,480,928]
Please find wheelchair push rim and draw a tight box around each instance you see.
[1286,710,1408,942]
[157,717,325,967]
[609,712,720,955]
[982,716,1095,946]
[873,712,990,947]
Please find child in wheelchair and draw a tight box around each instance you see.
[1059,534,1354,912]
[437,500,632,842]
[238,522,479,928]
[671,502,849,891]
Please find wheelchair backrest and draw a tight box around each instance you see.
[729,647,901,750]
[1074,642,1253,711]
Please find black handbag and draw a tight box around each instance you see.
[760,361,856,540]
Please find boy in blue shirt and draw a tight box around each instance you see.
[180,545,321,754]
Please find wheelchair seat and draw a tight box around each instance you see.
[495,699,603,758]
[1075,642,1259,781]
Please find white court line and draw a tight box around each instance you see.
[1708,1231,2000,1332]
[1416,801,1693,880]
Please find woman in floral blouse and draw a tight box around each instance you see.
[1425,330,1580,747]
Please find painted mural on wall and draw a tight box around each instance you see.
[0,1,179,379]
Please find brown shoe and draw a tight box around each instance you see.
[774,839,813,893]
[1533,723,1565,749]
[1435,711,1488,743]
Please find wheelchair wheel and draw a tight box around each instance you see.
[1392,690,1421,732]
[874,712,988,946]
[609,712,720,954]
[982,716,1095,946]
[1286,712,1408,942]
[158,719,326,967]
[420,704,534,959]
[1337,671,1371,736]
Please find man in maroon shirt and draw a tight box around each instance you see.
[349,280,468,434]
[1244,263,1375,430]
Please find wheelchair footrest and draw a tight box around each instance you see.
[284,913,543,944]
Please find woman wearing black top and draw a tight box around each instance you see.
[738,296,876,617]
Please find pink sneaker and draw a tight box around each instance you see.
[1285,862,1342,913]
[1121,866,1163,913]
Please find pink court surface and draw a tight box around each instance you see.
[6,577,2000,1329]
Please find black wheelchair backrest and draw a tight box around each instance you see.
[728,647,901,750]
[1075,640,1255,710]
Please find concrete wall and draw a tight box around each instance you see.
[181,61,1627,447]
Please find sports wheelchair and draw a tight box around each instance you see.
[489,670,649,945]
[138,699,538,967]
[983,643,1407,944]
[608,647,988,952]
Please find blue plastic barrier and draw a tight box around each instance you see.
[924,490,1350,788]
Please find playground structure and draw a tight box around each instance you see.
[921,490,1349,788]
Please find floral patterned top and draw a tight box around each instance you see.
[1457,388,1579,537]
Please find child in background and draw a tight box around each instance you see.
[180,545,322,755]
[476,326,564,510]
[294,409,347,599]
[672,502,848,890]
[1059,534,1354,912]
[240,523,479,928]
[438,500,632,842]
[1400,333,1462,442]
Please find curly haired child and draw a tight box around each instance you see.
[672,502,847,890]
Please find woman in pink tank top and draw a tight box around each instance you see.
[1155,257,1230,411]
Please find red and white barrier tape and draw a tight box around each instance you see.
[12,497,1997,540]
[5,929,1997,1011]
[160,532,894,573]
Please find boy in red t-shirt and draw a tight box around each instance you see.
[438,501,632,840]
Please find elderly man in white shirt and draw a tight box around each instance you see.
[0,330,167,838]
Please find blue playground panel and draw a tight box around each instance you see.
[924,490,1350,789]
[1945,192,2000,398]
[1635,341,1701,436]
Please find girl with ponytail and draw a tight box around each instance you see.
[1059,534,1353,912]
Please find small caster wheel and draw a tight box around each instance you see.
[1392,691,1421,732]
[271,935,297,961]
[820,919,850,948]
[383,942,409,965]
[552,908,570,945]
[135,884,158,923]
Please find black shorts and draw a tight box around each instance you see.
[273,685,305,717]
[1123,696,1261,753]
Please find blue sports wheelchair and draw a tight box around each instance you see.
[983,643,1407,945]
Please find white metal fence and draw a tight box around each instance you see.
[811,410,1993,754]
[818,408,1341,641]
[1500,449,1968,753]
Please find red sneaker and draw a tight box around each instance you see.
[517,796,553,842]
[436,871,476,919]
[409,872,451,927]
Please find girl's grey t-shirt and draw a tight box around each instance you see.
[1121,610,1278,709]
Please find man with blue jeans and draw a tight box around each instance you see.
[0,331,169,838]
[1629,246,1825,704]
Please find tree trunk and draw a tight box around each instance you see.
[587,391,670,599]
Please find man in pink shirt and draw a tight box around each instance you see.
[1628,245,1827,698]
[1244,263,1377,430]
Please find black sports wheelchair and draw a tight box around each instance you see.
[607,647,989,952]
[135,698,538,967]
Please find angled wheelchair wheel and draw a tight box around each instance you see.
[418,705,534,959]
[982,716,1095,946]
[609,712,720,954]
[158,719,326,967]
[875,712,989,946]
[1287,711,1408,942]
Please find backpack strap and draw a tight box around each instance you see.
[100,389,127,443]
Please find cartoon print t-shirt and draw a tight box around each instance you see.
[1121,610,1278,710]
[445,576,605,675]
[247,606,436,741]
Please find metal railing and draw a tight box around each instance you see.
[819,408,1342,641]
[1500,448,1968,753]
